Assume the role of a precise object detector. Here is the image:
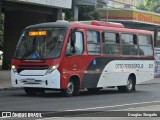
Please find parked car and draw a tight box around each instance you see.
[0,50,3,59]
[154,48,160,78]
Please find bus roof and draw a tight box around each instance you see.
[26,21,73,29]
[26,20,152,35]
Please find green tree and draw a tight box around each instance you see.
[64,6,102,21]
[78,6,102,21]
[137,0,160,13]
[64,9,76,21]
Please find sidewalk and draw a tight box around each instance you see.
[0,70,11,90]
[0,70,160,90]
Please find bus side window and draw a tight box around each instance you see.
[122,34,138,55]
[139,35,153,56]
[66,31,84,56]
[86,30,100,55]
[102,32,120,55]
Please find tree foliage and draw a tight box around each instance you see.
[64,9,76,21]
[78,6,102,21]
[136,0,160,13]
[64,6,102,21]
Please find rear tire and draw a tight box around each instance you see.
[118,76,135,93]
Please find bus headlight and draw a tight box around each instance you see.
[45,64,59,75]
[11,65,18,74]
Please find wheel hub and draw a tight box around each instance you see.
[127,79,133,90]
[67,82,74,94]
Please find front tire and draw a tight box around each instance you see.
[24,88,45,95]
[118,76,135,93]
[24,88,37,95]
[62,80,75,97]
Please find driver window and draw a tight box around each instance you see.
[66,32,84,56]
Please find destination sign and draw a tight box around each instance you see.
[29,31,46,36]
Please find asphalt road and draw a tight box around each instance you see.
[1,84,160,120]
[0,84,160,111]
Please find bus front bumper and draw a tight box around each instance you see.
[11,69,60,89]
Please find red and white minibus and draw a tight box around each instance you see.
[11,20,154,96]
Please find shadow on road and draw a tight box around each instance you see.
[9,88,149,99]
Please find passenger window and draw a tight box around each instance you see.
[66,32,84,56]
[122,34,138,55]
[86,30,100,55]
[102,32,120,55]
[139,35,153,56]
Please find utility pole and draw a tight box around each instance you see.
[72,0,79,20]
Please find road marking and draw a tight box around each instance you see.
[36,100,160,120]
[66,100,160,111]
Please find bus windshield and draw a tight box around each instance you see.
[14,28,67,60]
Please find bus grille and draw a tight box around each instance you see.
[17,65,48,73]
[18,65,48,68]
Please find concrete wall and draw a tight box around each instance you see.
[7,0,72,9]
[75,0,96,6]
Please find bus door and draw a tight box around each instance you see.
[62,29,85,87]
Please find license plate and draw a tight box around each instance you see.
[22,78,35,83]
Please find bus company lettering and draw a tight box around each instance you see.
[115,64,143,69]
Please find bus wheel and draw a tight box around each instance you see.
[118,76,135,93]
[62,80,75,97]
[24,88,37,95]
[24,88,45,95]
